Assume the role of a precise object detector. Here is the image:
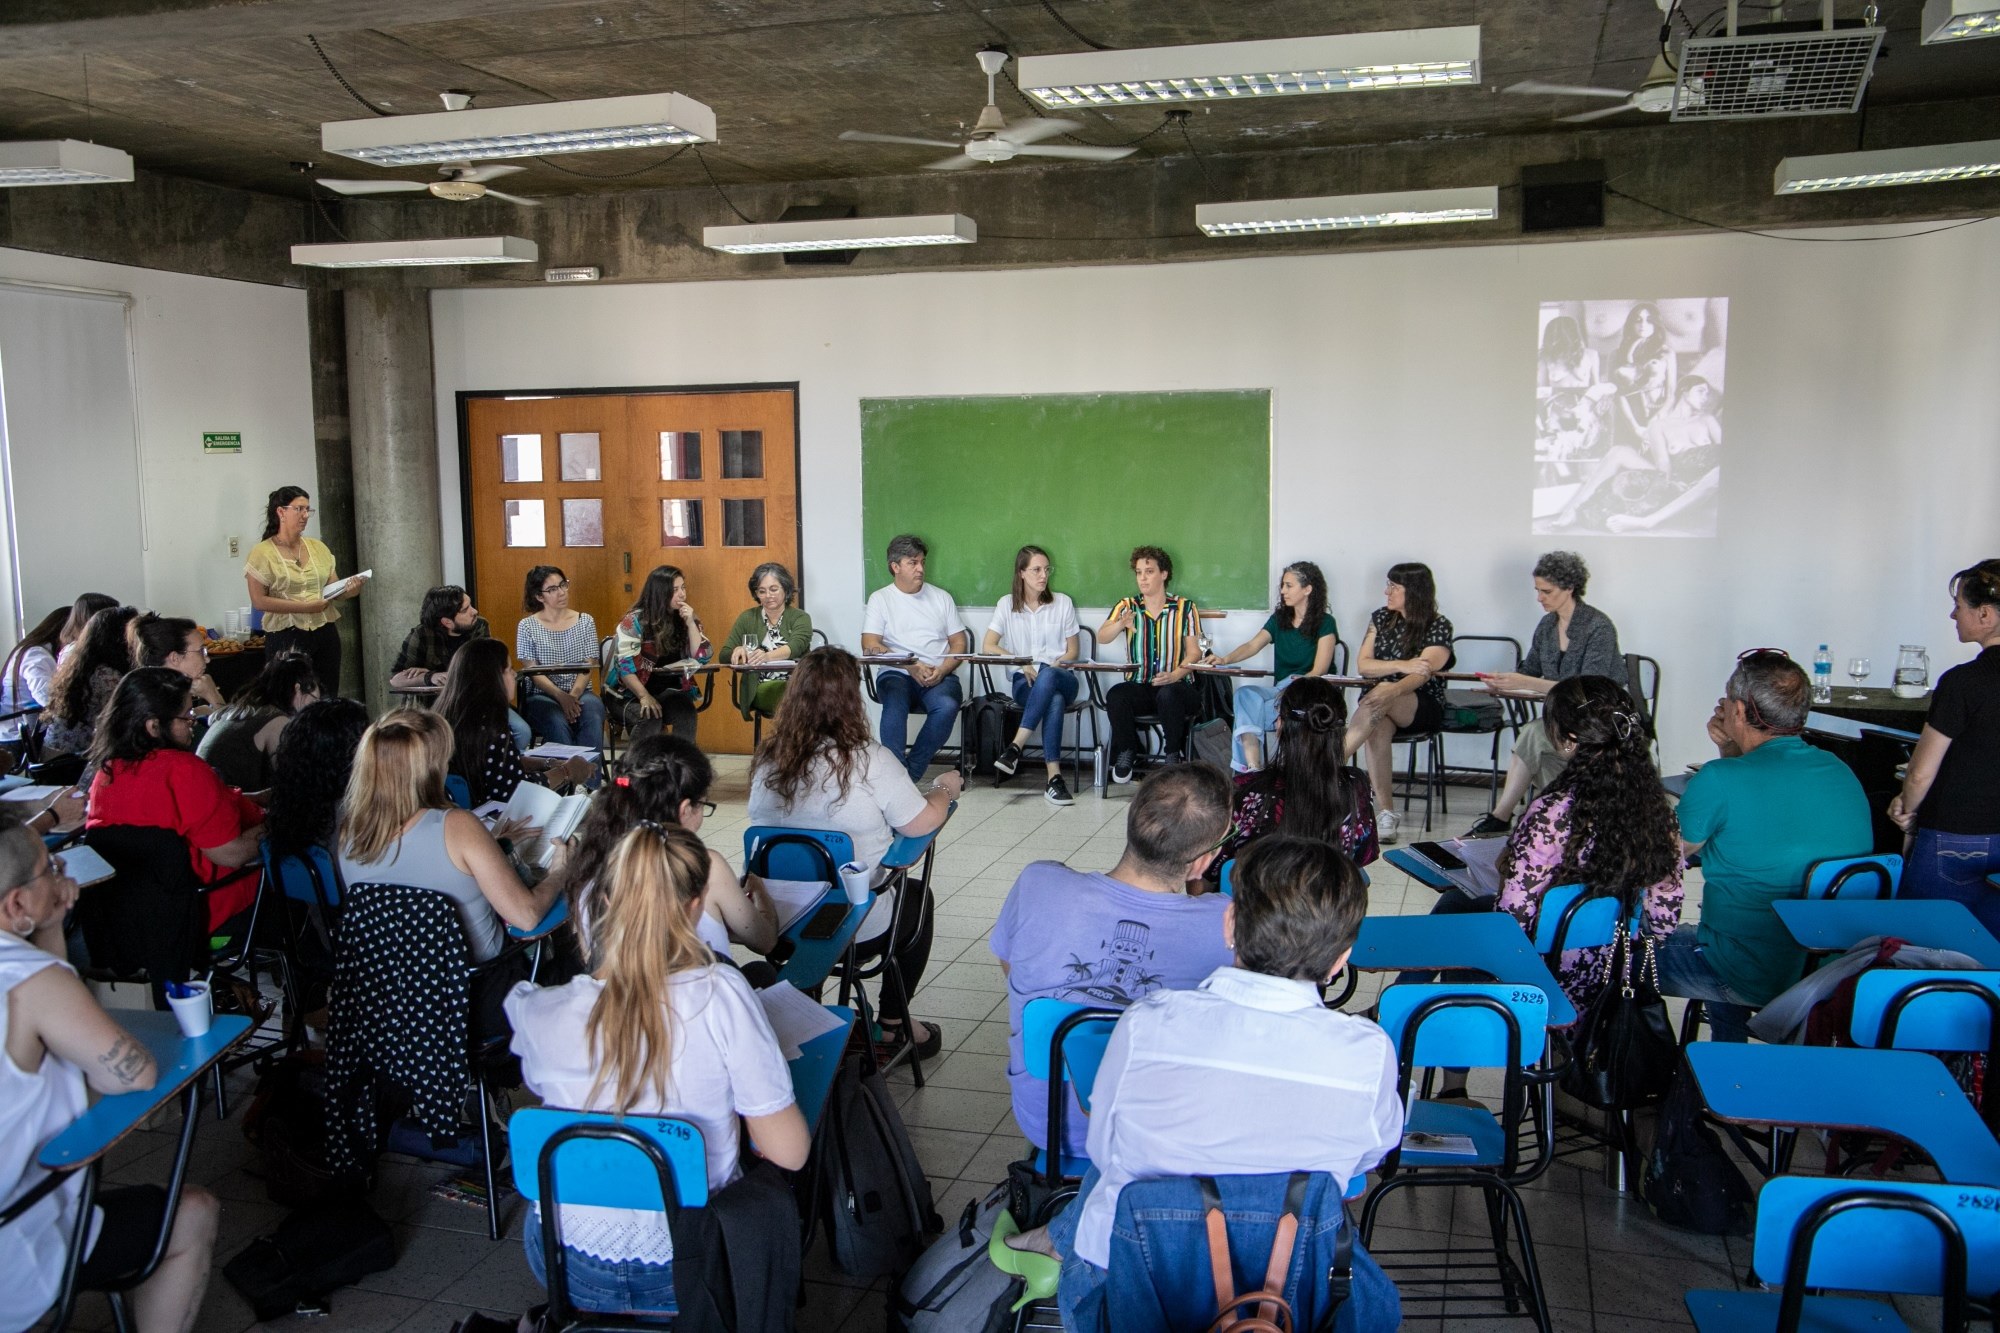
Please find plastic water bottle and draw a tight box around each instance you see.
[1812,645,1833,704]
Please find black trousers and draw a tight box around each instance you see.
[1106,678,1200,760]
[265,623,343,699]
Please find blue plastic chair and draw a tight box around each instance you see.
[1851,970,2000,1053]
[1528,885,1634,958]
[1218,858,1235,897]
[1805,853,1903,901]
[1361,983,1555,1331]
[509,1107,708,1330]
[1020,997,1119,1196]
[445,774,473,810]
[1685,1177,1995,1332]
[743,825,855,886]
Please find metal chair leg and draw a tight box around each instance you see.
[475,1073,502,1241]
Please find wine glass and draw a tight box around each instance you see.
[1846,656,1871,700]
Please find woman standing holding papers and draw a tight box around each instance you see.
[725,562,813,722]
[983,545,1081,806]
[516,565,605,754]
[1097,546,1203,786]
[1204,561,1338,772]
[1891,559,2000,930]
[1346,562,1454,846]
[244,486,363,698]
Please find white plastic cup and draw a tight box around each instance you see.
[839,862,873,906]
[166,980,212,1038]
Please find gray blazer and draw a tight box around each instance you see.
[1521,600,1627,688]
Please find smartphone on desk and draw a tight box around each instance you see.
[1410,840,1467,872]
[799,901,851,941]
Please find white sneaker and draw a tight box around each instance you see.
[1376,810,1402,845]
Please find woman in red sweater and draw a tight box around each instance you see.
[85,667,266,931]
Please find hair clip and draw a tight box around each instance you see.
[614,775,631,787]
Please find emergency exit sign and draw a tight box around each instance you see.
[202,431,242,454]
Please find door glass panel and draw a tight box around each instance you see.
[559,432,602,481]
[660,431,702,481]
[722,498,766,548]
[721,430,764,479]
[661,499,704,547]
[562,498,604,547]
[501,434,543,483]
[504,499,546,547]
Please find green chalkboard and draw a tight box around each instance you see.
[860,391,1270,610]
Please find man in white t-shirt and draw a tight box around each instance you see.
[862,534,969,781]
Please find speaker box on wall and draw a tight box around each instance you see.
[1521,160,1606,233]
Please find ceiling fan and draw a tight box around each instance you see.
[317,92,542,204]
[1503,53,1679,122]
[839,48,1137,170]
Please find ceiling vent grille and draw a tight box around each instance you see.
[1672,26,1884,120]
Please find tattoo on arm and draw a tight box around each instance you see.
[98,1034,151,1087]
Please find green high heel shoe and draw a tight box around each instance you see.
[987,1209,1061,1311]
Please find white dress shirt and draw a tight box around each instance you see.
[988,593,1081,667]
[1072,966,1405,1268]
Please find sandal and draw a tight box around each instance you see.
[876,1018,944,1062]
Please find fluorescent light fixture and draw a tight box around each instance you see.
[1018,27,1479,107]
[1774,139,2000,193]
[323,92,716,167]
[290,236,538,268]
[1196,186,1499,236]
[0,139,134,187]
[1923,0,2000,41]
[704,214,976,254]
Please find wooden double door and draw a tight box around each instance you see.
[464,387,799,755]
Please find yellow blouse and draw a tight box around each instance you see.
[244,537,339,632]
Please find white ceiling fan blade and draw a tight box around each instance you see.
[1011,143,1137,161]
[1559,100,1639,122]
[482,189,542,207]
[922,154,980,171]
[455,164,526,183]
[840,130,965,150]
[317,178,429,195]
[1504,80,1634,100]
[997,118,1079,146]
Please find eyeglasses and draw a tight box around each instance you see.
[696,800,718,819]
[285,505,313,516]
[543,581,571,594]
[1737,647,1794,664]
[173,710,198,723]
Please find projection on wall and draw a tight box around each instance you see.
[1532,297,1728,538]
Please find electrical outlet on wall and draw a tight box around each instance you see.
[228,536,239,557]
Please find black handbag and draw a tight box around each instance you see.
[1559,905,1678,1111]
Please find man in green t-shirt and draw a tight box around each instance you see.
[1656,650,1872,1042]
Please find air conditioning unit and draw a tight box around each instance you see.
[1672,4,1884,121]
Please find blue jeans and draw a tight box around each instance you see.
[523,1210,676,1317]
[507,709,533,753]
[1654,924,1756,1043]
[1230,679,1291,772]
[521,689,606,751]
[876,670,962,780]
[1010,668,1079,764]
[1904,828,2000,936]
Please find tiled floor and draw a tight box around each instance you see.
[56,763,1935,1332]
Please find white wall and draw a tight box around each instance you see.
[0,247,316,639]
[431,221,2000,774]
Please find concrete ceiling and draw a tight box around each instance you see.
[3,0,1998,204]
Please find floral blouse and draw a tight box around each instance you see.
[1494,790,1683,1007]
[1365,607,1454,707]
[1209,767,1380,884]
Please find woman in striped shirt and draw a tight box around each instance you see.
[1096,546,1203,785]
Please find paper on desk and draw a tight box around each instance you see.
[58,844,115,888]
[0,784,68,803]
[761,877,831,935]
[523,743,598,761]
[758,982,846,1060]
[1401,1131,1479,1157]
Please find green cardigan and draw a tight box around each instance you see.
[723,605,814,713]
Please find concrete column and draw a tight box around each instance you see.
[344,284,441,713]
[306,282,360,695]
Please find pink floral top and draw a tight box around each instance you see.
[1494,790,1683,1006]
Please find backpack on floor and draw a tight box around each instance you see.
[222,1201,396,1320]
[891,1181,1025,1333]
[1189,719,1234,776]
[962,694,1015,776]
[822,1051,942,1279]
[1639,1053,1753,1236]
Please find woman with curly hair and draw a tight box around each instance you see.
[746,646,960,1060]
[42,605,138,760]
[1208,676,1377,884]
[265,697,370,858]
[1426,675,1682,1103]
[559,734,777,966]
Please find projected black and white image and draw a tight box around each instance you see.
[1532,298,1728,538]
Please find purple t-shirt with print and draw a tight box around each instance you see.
[989,861,1233,1155]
